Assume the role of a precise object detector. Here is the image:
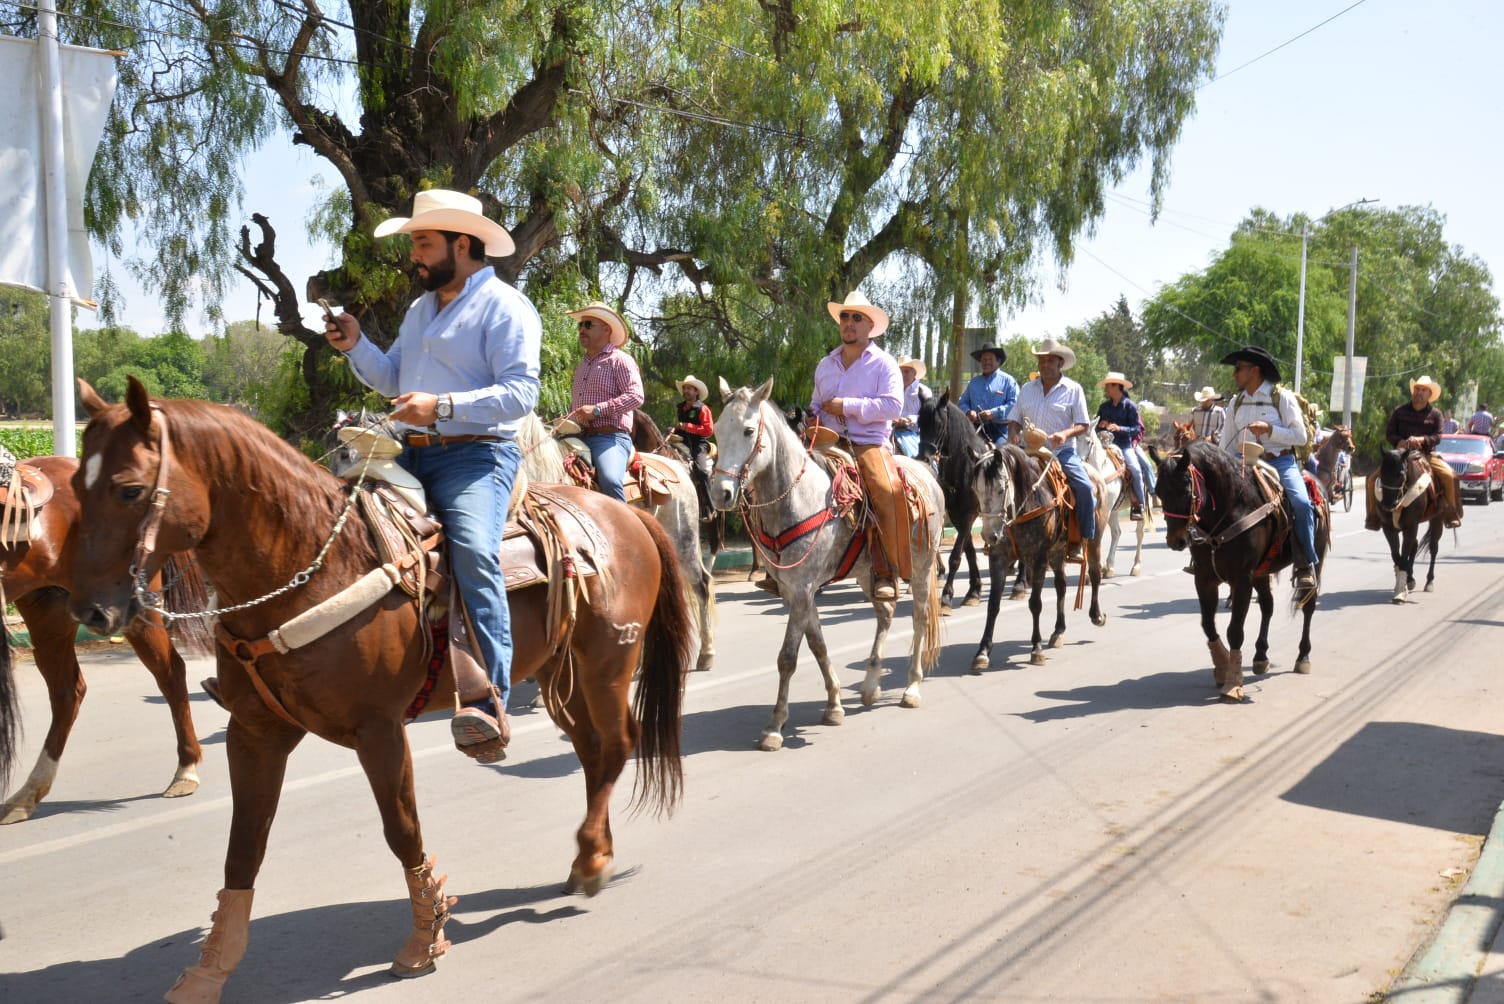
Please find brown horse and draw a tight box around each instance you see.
[1313,425,1355,509]
[66,377,690,1003]
[0,456,210,824]
[1172,419,1197,448]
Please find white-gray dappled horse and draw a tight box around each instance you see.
[711,378,945,751]
[1097,431,1154,578]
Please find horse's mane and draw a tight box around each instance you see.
[516,412,567,482]
[1178,439,1262,507]
[978,443,1036,508]
[919,392,987,465]
[633,409,666,451]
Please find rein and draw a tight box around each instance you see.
[721,405,838,571]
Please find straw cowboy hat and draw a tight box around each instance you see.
[970,345,1006,364]
[372,189,515,257]
[335,425,424,493]
[896,357,927,381]
[1192,386,1223,403]
[1220,345,1281,384]
[1409,375,1442,403]
[567,301,630,347]
[826,291,890,337]
[1030,337,1077,370]
[1099,371,1134,390]
[678,375,709,399]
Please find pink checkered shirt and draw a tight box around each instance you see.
[570,344,645,434]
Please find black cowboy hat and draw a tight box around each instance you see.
[1219,345,1281,384]
[970,345,1006,364]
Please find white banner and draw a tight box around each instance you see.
[0,34,118,305]
[1329,355,1368,413]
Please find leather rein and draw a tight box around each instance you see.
[1158,452,1278,550]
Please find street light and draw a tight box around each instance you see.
[1294,197,1377,394]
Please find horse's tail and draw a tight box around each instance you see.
[919,561,943,671]
[162,552,215,658]
[0,583,17,788]
[629,508,691,816]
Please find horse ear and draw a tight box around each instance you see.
[124,375,155,433]
[938,388,951,406]
[718,376,733,401]
[751,377,774,406]
[77,378,108,418]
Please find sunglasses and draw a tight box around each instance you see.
[1234,362,1256,371]
[577,319,596,329]
[838,311,870,323]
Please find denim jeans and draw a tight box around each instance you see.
[1134,445,1156,494]
[584,431,633,502]
[399,439,519,712]
[1121,448,1146,506]
[1269,452,1317,567]
[1057,446,1096,541]
[893,428,920,457]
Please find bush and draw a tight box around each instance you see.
[0,426,73,459]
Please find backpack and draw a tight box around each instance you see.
[1231,384,1319,461]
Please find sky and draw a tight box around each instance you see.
[100,0,1504,359]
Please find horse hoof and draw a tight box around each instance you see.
[565,861,613,898]
[940,604,953,617]
[1091,614,1106,627]
[1391,595,1406,605]
[1103,567,1116,579]
[757,732,784,752]
[1294,660,1312,675]
[1,800,35,825]
[695,653,714,672]
[161,771,200,799]
[1424,582,1436,593]
[1011,589,1027,601]
[1218,688,1244,704]
[1131,565,1142,577]
[860,687,878,707]
[900,690,921,709]
[970,655,989,673]
[962,595,981,607]
[1048,635,1064,649]
[1030,652,1047,666]
[821,708,845,726]
[1252,660,1270,676]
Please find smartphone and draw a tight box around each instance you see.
[317,298,335,322]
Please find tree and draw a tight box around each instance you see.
[0,290,51,416]
[1068,296,1157,386]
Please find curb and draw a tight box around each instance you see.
[1389,800,1504,1001]
[4,625,109,650]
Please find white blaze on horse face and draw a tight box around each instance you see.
[83,452,102,491]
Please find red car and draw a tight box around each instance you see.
[1436,434,1504,504]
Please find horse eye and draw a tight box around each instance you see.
[116,485,146,503]
[744,427,755,437]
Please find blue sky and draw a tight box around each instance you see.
[101,0,1504,349]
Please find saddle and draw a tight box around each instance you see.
[1237,457,1327,575]
[558,436,678,508]
[0,456,54,546]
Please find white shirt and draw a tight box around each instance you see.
[1223,381,1306,458]
[1007,376,1090,450]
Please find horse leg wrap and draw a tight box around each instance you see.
[391,854,456,978]
[1207,640,1230,687]
[1221,649,1244,700]
[163,888,254,1004]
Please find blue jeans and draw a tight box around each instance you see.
[1121,447,1146,506]
[584,431,633,502]
[894,428,920,457]
[400,439,519,712]
[1270,452,1317,567]
[1057,446,1096,541]
[1134,445,1156,494]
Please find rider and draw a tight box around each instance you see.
[673,375,716,520]
[1190,386,1226,444]
[809,291,909,602]
[958,345,1019,448]
[892,356,933,459]
[1221,345,1319,599]
[565,301,645,502]
[1095,371,1146,521]
[325,188,540,764]
[1365,374,1462,531]
[1005,337,1096,556]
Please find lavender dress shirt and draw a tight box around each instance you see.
[809,342,903,446]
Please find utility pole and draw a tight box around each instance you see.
[947,212,969,399]
[1295,197,1375,397]
[38,0,77,456]
[1342,245,1358,429]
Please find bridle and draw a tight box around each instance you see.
[1156,452,1217,538]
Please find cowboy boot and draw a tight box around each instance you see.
[163,888,254,1004]
[391,854,457,978]
[868,527,897,601]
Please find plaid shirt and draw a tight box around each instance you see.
[571,344,644,434]
[1192,404,1226,443]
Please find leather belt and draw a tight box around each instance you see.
[1266,449,1291,459]
[404,433,504,448]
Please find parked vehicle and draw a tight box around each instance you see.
[1436,434,1504,504]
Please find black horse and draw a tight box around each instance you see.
[1373,448,1444,603]
[1154,440,1330,702]
[916,390,989,610]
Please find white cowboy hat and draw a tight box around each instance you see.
[826,291,890,337]
[334,426,424,493]
[896,357,927,381]
[1192,386,1223,403]
[1099,371,1133,390]
[1409,375,1442,403]
[1030,337,1077,370]
[567,301,630,347]
[678,375,709,399]
[372,189,515,257]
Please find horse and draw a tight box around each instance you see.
[915,390,987,610]
[711,378,945,750]
[1373,447,1444,603]
[1153,439,1330,700]
[631,408,726,561]
[1313,425,1355,510]
[1173,420,1197,448]
[516,412,716,671]
[65,377,691,1002]
[1097,432,1154,578]
[970,433,1108,671]
[0,456,212,824]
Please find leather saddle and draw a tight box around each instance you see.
[0,459,55,545]
[557,436,679,508]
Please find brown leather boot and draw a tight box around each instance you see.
[391,854,456,978]
[164,888,254,1004]
[868,527,897,600]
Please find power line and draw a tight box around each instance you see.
[1203,0,1374,87]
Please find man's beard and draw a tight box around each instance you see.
[416,246,457,291]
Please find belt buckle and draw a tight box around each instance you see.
[407,432,436,448]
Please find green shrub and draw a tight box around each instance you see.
[0,426,74,459]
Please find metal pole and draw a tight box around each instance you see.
[1295,221,1309,394]
[37,0,78,457]
[1342,245,1358,429]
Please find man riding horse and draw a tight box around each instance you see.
[958,345,1019,447]
[1365,374,1463,531]
[566,301,646,503]
[808,291,911,602]
[1221,345,1319,601]
[1005,338,1097,559]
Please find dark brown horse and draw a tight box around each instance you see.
[0,455,210,823]
[1373,447,1444,602]
[66,378,690,1003]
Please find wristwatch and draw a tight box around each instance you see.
[436,394,453,422]
[592,404,602,420]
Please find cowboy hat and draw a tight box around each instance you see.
[826,291,890,337]
[1030,337,1077,370]
[1192,386,1223,403]
[896,357,928,381]
[970,345,1006,364]
[678,375,709,399]
[372,189,515,257]
[1409,375,1442,403]
[1099,371,1133,390]
[1220,345,1281,384]
[567,301,630,347]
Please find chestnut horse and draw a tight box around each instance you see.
[67,378,690,1003]
[1,456,210,823]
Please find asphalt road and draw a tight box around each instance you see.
[4,490,1504,1002]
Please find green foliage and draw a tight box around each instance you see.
[0,290,51,415]
[0,426,70,459]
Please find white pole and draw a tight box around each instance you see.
[1295,221,1309,394]
[37,0,78,457]
[1342,246,1358,429]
